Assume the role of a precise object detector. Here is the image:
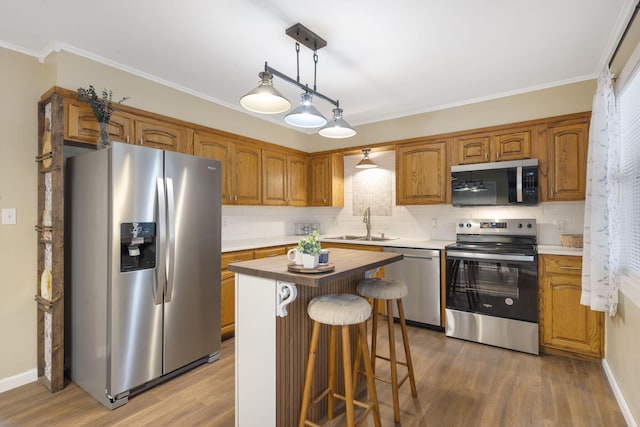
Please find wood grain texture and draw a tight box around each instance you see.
[0,326,625,426]
[228,248,402,287]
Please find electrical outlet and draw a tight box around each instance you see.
[222,217,228,228]
[2,208,17,225]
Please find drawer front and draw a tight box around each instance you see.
[222,250,254,270]
[542,255,582,276]
[254,246,287,259]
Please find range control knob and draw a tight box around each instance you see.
[527,223,533,229]
[517,223,523,228]
[459,223,464,228]
[466,223,472,228]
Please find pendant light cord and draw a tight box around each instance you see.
[295,42,300,83]
[313,49,318,92]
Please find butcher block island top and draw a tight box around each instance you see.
[230,248,403,427]
[228,248,402,287]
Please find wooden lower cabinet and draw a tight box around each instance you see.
[221,249,254,339]
[220,245,289,339]
[539,255,604,359]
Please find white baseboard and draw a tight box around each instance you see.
[603,358,638,427]
[0,368,38,394]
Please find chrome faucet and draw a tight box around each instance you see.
[363,207,371,239]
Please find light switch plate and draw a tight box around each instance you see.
[1,208,16,225]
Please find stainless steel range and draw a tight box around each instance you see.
[445,218,538,354]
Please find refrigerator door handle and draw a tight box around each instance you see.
[165,177,176,302]
[155,178,167,305]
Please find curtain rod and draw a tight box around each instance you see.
[609,0,640,67]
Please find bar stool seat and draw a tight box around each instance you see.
[357,278,408,300]
[356,278,417,424]
[299,294,381,427]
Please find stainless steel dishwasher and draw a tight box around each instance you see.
[383,247,441,329]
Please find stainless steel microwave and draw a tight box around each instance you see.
[451,159,538,206]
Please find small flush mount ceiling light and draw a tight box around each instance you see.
[356,148,377,169]
[239,23,356,138]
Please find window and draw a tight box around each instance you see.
[618,64,640,290]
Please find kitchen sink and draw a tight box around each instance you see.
[324,235,397,242]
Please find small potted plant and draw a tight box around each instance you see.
[297,230,322,269]
[76,85,128,148]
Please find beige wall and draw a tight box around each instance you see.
[0,48,46,379]
[1,49,637,424]
[607,287,640,423]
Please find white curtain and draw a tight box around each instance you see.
[581,67,621,316]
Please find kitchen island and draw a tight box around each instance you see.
[228,248,403,427]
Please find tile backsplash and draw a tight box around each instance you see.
[222,150,584,245]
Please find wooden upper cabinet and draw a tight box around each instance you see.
[545,122,588,201]
[262,149,287,206]
[452,128,532,164]
[452,134,491,164]
[309,153,344,207]
[262,149,308,206]
[195,131,261,205]
[491,129,531,161]
[397,139,449,205]
[232,142,262,205]
[194,130,233,203]
[287,153,308,206]
[64,98,133,145]
[134,116,193,154]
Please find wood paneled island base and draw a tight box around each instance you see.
[228,248,402,427]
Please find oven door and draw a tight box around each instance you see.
[445,250,538,323]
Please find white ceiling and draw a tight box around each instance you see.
[0,0,635,132]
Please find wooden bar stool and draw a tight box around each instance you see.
[356,278,417,424]
[299,293,381,427]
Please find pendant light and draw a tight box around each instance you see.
[239,71,291,114]
[239,23,356,138]
[284,92,327,128]
[319,107,357,138]
[356,148,377,169]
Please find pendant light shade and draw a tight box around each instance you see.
[356,148,377,169]
[284,93,327,128]
[319,108,357,138]
[239,71,291,114]
[239,23,355,137]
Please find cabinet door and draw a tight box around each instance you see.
[65,98,133,145]
[194,130,233,204]
[135,117,192,153]
[262,149,287,206]
[221,250,254,339]
[546,123,588,201]
[233,142,262,205]
[309,155,330,206]
[491,130,531,161]
[396,140,448,204]
[452,134,490,164]
[220,270,235,339]
[287,153,308,206]
[542,274,603,357]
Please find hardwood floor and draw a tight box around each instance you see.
[0,325,626,426]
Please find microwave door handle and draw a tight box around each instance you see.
[516,165,523,202]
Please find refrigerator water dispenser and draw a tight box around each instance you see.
[120,222,156,272]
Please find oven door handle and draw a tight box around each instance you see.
[446,250,535,262]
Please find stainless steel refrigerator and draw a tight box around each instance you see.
[66,142,221,409]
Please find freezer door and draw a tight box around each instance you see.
[163,151,221,373]
[109,143,164,397]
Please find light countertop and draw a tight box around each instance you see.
[222,235,453,253]
[222,235,583,257]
